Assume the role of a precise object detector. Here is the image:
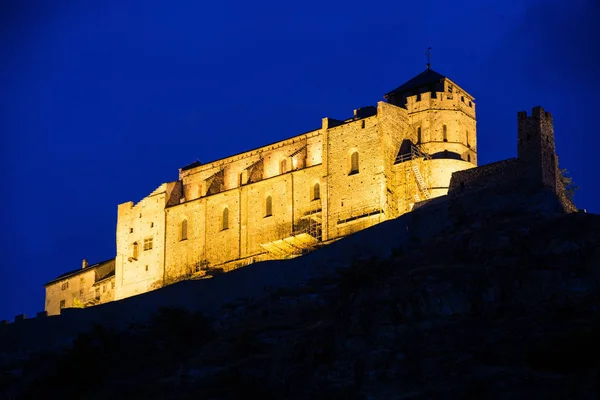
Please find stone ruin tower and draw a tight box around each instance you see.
[517,106,559,192]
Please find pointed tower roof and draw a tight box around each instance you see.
[384,68,446,98]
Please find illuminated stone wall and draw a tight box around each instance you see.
[45,268,97,316]
[115,183,179,300]
[405,81,477,166]
[113,87,478,301]
[44,259,115,316]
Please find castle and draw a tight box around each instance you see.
[44,66,481,315]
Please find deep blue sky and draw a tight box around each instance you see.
[2,0,598,321]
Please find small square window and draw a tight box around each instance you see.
[143,237,153,251]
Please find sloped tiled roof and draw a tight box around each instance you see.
[44,258,115,287]
[384,68,446,98]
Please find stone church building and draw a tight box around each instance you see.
[45,67,477,315]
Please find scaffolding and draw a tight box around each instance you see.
[394,144,432,212]
[258,202,323,258]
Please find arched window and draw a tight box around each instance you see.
[313,182,320,200]
[280,159,287,174]
[349,151,359,175]
[222,207,229,230]
[417,127,422,144]
[180,219,188,241]
[265,196,272,217]
[443,125,448,142]
[132,242,139,260]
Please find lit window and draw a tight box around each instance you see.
[143,237,153,251]
[349,151,359,175]
[443,125,448,142]
[313,183,320,200]
[180,219,188,241]
[222,207,229,230]
[60,300,65,309]
[265,196,272,217]
[417,127,422,144]
[280,159,287,174]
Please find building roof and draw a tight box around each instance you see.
[384,68,447,98]
[44,258,115,287]
[181,160,203,171]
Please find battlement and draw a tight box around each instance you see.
[518,106,553,123]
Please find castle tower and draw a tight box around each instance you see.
[384,67,477,166]
[517,106,558,191]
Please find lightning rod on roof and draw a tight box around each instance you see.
[426,47,432,70]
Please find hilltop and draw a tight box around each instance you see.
[1,181,599,398]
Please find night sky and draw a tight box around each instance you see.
[2,0,599,321]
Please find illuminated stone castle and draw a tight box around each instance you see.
[45,67,478,315]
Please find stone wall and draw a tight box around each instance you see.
[95,95,479,302]
[45,259,115,316]
[45,269,97,316]
[448,158,522,196]
[115,183,178,300]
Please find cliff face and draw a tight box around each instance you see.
[2,187,599,399]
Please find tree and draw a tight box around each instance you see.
[559,168,578,201]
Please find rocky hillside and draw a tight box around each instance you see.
[2,192,600,399]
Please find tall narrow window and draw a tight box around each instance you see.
[132,242,139,259]
[313,183,320,200]
[417,127,422,144]
[180,219,188,241]
[280,159,287,174]
[443,125,448,142]
[466,130,470,148]
[349,151,359,175]
[265,196,272,217]
[222,207,229,230]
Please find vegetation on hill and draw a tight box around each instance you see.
[1,207,599,398]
